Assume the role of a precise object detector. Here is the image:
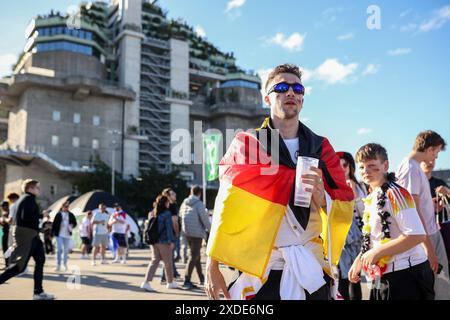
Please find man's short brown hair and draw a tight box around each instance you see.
[191,185,202,197]
[355,143,389,163]
[21,179,39,193]
[413,130,447,152]
[265,63,302,91]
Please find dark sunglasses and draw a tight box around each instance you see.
[268,82,305,95]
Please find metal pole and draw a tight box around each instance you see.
[202,134,207,208]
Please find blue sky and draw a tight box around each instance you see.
[1,0,449,172]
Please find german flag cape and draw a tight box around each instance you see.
[206,118,354,279]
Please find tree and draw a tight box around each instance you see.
[74,155,189,218]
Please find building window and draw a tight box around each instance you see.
[50,184,57,195]
[73,113,80,124]
[72,137,80,148]
[93,116,100,126]
[51,135,59,146]
[52,111,61,121]
[92,139,99,149]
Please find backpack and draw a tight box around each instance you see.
[144,215,158,245]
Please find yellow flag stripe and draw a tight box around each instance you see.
[207,182,286,279]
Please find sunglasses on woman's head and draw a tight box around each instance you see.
[267,82,305,95]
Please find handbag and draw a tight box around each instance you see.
[438,195,450,264]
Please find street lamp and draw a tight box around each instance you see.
[107,129,122,195]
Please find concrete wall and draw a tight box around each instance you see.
[24,51,106,80]
[20,87,123,170]
[116,0,143,178]
[7,97,28,150]
[4,164,75,208]
[170,38,190,165]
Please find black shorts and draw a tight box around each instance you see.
[370,261,435,300]
[81,237,91,245]
[113,233,127,247]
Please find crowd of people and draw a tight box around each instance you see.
[0,63,449,301]
[140,185,211,292]
[204,63,450,301]
[0,180,213,299]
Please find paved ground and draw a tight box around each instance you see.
[0,248,369,300]
[0,248,227,300]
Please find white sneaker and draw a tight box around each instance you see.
[91,261,96,266]
[166,282,178,289]
[54,265,61,272]
[33,292,55,300]
[63,265,68,272]
[112,259,120,264]
[120,260,126,264]
[140,282,155,292]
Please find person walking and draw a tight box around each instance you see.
[109,203,129,264]
[140,195,178,292]
[0,201,11,268]
[396,131,450,299]
[52,202,77,272]
[349,144,434,300]
[0,179,55,300]
[40,210,54,255]
[180,185,211,290]
[79,211,92,259]
[160,188,181,283]
[91,203,110,266]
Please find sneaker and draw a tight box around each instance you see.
[33,292,55,300]
[54,265,61,272]
[63,265,68,272]
[166,282,178,289]
[91,261,96,266]
[111,259,120,264]
[120,260,126,264]
[182,281,198,290]
[101,260,108,265]
[140,282,155,292]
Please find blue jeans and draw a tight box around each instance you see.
[56,236,71,267]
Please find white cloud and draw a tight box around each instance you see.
[362,64,380,76]
[0,53,16,78]
[337,33,354,41]
[400,8,412,19]
[400,23,417,32]
[267,32,306,52]
[387,48,412,56]
[304,86,312,95]
[314,59,358,84]
[194,25,206,38]
[357,128,373,135]
[418,5,450,33]
[226,0,246,12]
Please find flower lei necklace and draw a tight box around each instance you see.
[361,175,395,278]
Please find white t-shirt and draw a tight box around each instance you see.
[396,158,438,235]
[283,138,299,164]
[59,211,72,238]
[92,211,110,235]
[109,211,128,234]
[79,217,91,237]
[365,182,427,273]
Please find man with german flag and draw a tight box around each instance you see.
[205,63,355,300]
